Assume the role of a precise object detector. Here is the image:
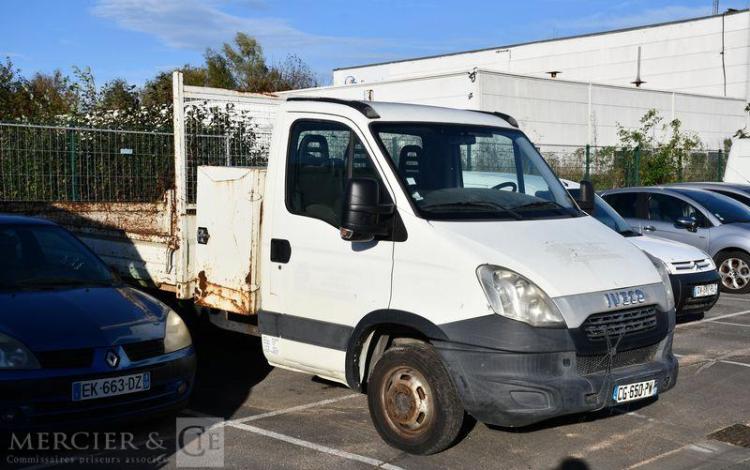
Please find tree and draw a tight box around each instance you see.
[614,109,702,185]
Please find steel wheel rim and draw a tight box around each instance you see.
[719,258,750,290]
[380,366,434,438]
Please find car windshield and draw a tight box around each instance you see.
[373,123,578,220]
[568,189,640,236]
[672,189,750,224]
[0,224,117,290]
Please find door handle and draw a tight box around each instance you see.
[643,225,655,232]
[270,239,291,263]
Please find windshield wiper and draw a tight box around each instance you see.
[619,229,641,237]
[421,201,523,219]
[515,200,567,211]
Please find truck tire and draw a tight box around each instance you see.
[367,342,464,455]
[716,250,750,294]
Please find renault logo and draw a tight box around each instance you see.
[105,350,120,368]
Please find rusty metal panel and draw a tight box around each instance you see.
[194,166,265,315]
[1,195,178,288]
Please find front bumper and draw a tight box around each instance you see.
[436,310,678,428]
[669,270,720,315]
[0,348,196,430]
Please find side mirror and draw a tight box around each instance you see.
[340,178,394,242]
[575,180,595,212]
[675,216,698,232]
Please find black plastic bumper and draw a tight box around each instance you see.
[435,311,678,428]
[0,353,196,430]
[669,270,720,315]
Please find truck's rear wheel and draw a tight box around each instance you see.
[367,343,464,455]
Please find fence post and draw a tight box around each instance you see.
[68,129,78,201]
[634,146,641,186]
[717,149,724,181]
[677,150,683,182]
[584,144,591,180]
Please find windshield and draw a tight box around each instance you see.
[0,225,117,290]
[672,189,750,224]
[373,124,578,220]
[568,189,640,236]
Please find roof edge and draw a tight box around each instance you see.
[334,9,749,73]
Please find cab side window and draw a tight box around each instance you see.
[286,120,383,228]
[647,194,708,227]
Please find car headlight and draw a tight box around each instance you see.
[164,311,192,353]
[645,253,675,311]
[0,333,40,369]
[476,265,566,327]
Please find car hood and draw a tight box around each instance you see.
[629,235,712,266]
[0,286,169,351]
[430,215,662,298]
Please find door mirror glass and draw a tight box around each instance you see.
[675,216,698,232]
[575,180,595,212]
[341,178,393,242]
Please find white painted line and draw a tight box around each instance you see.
[710,320,750,328]
[720,359,750,369]
[676,309,750,328]
[228,393,361,424]
[228,421,404,470]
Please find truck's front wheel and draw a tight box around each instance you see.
[367,343,464,454]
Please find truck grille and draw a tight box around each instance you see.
[122,340,165,361]
[35,348,94,369]
[576,343,659,375]
[581,305,658,341]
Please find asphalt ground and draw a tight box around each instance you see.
[4,294,750,470]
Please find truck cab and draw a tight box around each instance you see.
[254,98,678,454]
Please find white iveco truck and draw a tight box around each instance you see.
[7,80,678,453]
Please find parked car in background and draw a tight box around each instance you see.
[601,186,750,294]
[563,181,719,316]
[0,215,196,429]
[669,182,750,206]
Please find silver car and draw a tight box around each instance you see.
[601,186,750,294]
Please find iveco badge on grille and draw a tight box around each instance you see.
[605,289,646,308]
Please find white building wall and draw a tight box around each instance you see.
[333,11,750,100]
[285,70,746,150]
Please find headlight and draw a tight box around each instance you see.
[645,253,675,311]
[164,311,192,353]
[0,333,40,369]
[476,265,566,327]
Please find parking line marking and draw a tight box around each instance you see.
[719,359,750,369]
[228,421,404,470]
[228,393,361,424]
[710,320,750,328]
[676,309,750,328]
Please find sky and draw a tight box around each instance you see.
[2,0,749,87]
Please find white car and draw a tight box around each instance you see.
[563,180,720,316]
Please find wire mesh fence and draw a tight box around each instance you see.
[0,122,174,202]
[0,121,729,204]
[540,144,726,189]
[182,94,276,204]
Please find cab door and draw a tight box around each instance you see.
[261,117,395,383]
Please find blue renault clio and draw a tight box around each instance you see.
[0,215,196,429]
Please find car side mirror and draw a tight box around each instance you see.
[575,180,595,212]
[340,178,394,242]
[675,216,698,232]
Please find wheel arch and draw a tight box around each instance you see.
[345,309,448,391]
